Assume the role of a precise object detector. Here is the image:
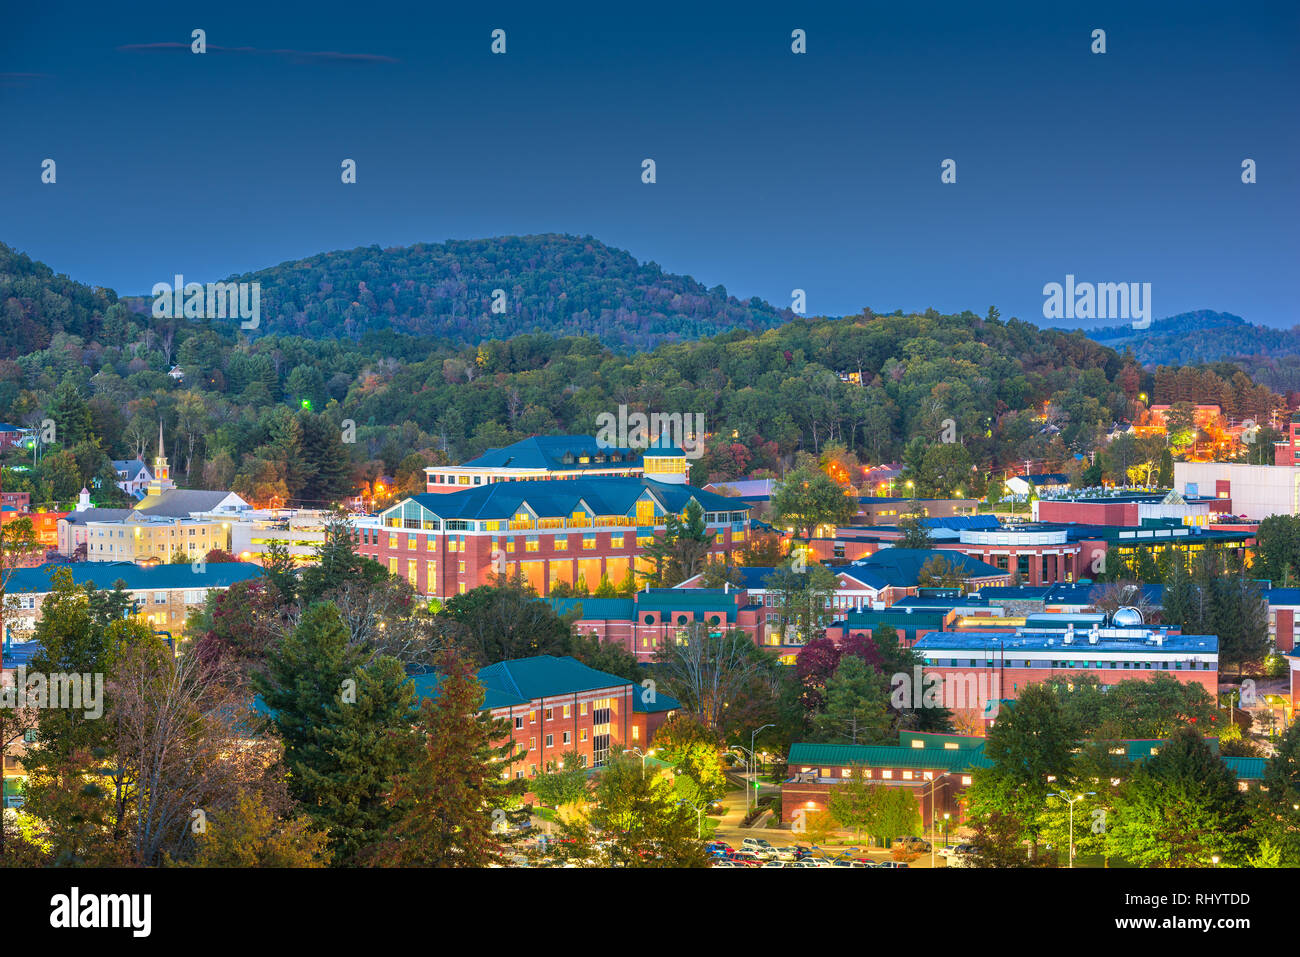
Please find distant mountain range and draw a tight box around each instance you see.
[1087,311,1300,393]
[6,233,1296,391]
[121,234,796,351]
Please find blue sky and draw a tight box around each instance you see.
[2,1,1296,328]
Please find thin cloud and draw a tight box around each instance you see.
[117,42,398,64]
[0,72,52,87]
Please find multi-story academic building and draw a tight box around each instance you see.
[912,612,1219,726]
[3,561,263,640]
[357,437,748,600]
[422,434,682,491]
[409,655,681,779]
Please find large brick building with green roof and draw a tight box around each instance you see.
[781,731,1264,833]
[410,655,681,781]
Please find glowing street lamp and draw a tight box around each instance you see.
[1047,791,1096,867]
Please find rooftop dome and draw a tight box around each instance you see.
[1112,606,1144,627]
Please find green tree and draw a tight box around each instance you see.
[532,750,591,807]
[1107,728,1249,867]
[583,756,709,867]
[640,500,714,588]
[366,650,522,866]
[256,601,417,865]
[651,714,727,803]
[771,464,857,539]
[811,656,893,745]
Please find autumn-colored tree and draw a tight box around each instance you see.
[181,790,329,868]
[366,650,521,866]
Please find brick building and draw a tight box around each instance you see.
[410,655,681,780]
[912,618,1219,726]
[3,560,263,640]
[550,587,771,661]
[356,476,749,601]
[782,732,1261,831]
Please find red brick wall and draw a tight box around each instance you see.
[1036,501,1138,526]
[1275,608,1296,654]
[491,683,634,779]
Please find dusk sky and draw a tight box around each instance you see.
[3,1,1296,328]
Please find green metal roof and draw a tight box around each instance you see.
[7,561,264,594]
[410,655,681,714]
[787,741,992,772]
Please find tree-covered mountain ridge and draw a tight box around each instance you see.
[1088,311,1300,394]
[114,233,797,351]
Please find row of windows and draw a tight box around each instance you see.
[511,702,594,727]
[527,730,583,749]
[801,766,973,786]
[923,658,1214,671]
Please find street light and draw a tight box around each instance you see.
[746,725,775,816]
[928,778,950,868]
[1047,792,1096,868]
[692,802,707,839]
[622,747,647,778]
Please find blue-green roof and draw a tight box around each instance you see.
[412,655,681,714]
[459,435,645,471]
[849,549,1007,587]
[387,477,745,524]
[788,733,1263,780]
[6,561,264,594]
[788,741,992,772]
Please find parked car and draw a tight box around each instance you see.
[802,855,836,867]
[895,836,931,852]
[771,846,798,861]
[945,844,977,867]
[742,837,775,853]
[832,859,869,867]
[876,860,910,868]
[761,860,787,868]
[729,850,764,867]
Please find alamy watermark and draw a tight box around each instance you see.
[152,274,260,329]
[890,666,1000,718]
[1043,275,1151,330]
[595,404,705,459]
[1,667,104,719]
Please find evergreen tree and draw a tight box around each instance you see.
[811,656,893,745]
[256,601,416,865]
[1107,727,1248,867]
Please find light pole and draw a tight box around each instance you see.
[928,778,950,868]
[1047,791,1096,868]
[749,724,774,814]
[732,745,754,815]
[622,747,647,778]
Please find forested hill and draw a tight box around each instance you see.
[1088,310,1300,394]
[128,234,797,351]
[0,243,121,358]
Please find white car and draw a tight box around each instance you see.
[761,860,786,868]
[945,845,977,868]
